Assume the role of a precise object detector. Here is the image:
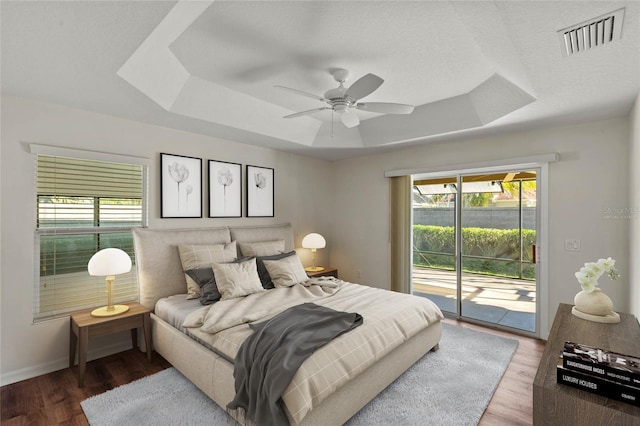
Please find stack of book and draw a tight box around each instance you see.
[557,341,640,407]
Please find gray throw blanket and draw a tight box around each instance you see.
[227,303,363,426]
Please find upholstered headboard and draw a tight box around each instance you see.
[132,223,294,310]
[229,223,295,253]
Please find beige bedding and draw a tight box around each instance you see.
[183,278,444,424]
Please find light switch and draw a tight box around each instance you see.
[565,239,581,251]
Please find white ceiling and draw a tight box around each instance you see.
[2,1,639,161]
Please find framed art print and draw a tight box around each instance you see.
[208,160,242,217]
[160,153,202,218]
[246,165,274,217]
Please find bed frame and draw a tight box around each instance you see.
[133,223,442,425]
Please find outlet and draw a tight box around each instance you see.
[565,239,581,251]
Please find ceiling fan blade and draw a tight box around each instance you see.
[283,107,330,119]
[274,85,328,103]
[344,73,384,101]
[340,110,360,128]
[356,102,415,114]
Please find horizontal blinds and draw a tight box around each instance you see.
[34,154,145,321]
[38,155,143,199]
[35,231,139,319]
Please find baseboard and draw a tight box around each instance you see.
[1,340,137,386]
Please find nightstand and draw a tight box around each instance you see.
[69,301,152,387]
[306,267,338,278]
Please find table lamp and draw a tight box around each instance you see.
[88,248,132,317]
[302,233,326,272]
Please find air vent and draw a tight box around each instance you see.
[557,8,625,57]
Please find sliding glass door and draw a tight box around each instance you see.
[412,169,538,334]
[412,176,459,314]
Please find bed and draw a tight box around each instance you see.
[133,223,443,425]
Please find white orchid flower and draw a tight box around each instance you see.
[575,257,620,293]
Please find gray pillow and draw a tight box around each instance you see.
[185,268,219,305]
[256,251,297,289]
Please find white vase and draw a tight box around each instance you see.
[572,288,620,323]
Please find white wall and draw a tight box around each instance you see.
[330,117,631,338]
[0,95,334,384]
[1,93,635,384]
[630,93,640,321]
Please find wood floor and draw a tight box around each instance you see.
[1,319,545,426]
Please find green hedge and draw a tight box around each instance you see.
[413,225,536,280]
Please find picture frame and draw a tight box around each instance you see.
[208,160,242,218]
[246,165,274,217]
[160,153,202,218]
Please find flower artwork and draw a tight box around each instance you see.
[574,257,620,293]
[246,165,274,217]
[217,167,233,211]
[161,153,202,218]
[168,162,189,210]
[208,160,241,217]
[254,172,267,208]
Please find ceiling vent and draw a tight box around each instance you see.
[557,8,625,57]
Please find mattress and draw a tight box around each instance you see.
[154,294,204,332]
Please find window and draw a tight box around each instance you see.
[34,152,148,320]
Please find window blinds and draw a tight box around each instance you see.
[34,155,146,320]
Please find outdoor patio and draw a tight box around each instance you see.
[412,266,536,332]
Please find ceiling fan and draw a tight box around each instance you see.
[275,69,415,128]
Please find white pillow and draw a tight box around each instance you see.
[212,258,265,300]
[178,241,237,299]
[238,240,285,257]
[263,254,309,288]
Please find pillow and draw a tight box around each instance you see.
[263,254,309,288]
[238,240,285,257]
[212,258,265,300]
[185,256,252,305]
[185,268,219,305]
[178,241,237,299]
[256,251,297,289]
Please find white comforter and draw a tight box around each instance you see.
[183,277,341,334]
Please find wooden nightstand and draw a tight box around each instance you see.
[306,267,338,278]
[69,301,152,387]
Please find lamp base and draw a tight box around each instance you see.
[91,304,130,317]
[305,266,325,272]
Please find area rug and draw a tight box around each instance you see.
[81,323,518,426]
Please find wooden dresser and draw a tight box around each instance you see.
[533,303,640,425]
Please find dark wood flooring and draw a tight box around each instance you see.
[1,320,545,425]
[1,350,171,425]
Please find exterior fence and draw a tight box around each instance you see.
[413,206,536,230]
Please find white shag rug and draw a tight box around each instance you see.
[81,323,518,426]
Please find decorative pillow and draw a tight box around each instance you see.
[185,268,219,305]
[256,251,297,289]
[238,240,285,257]
[212,258,265,300]
[263,254,309,288]
[178,241,237,299]
[185,256,251,305]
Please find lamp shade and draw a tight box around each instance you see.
[302,233,326,250]
[88,248,132,276]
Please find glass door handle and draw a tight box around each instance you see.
[532,244,536,264]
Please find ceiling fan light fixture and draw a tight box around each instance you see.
[333,103,348,114]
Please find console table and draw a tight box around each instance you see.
[533,303,640,425]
